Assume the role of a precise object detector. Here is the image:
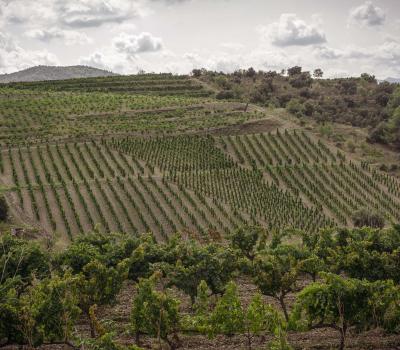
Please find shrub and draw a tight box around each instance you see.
[131,274,180,348]
[352,209,385,229]
[286,99,305,117]
[216,90,235,100]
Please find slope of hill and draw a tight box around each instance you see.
[1,73,400,350]
[1,73,400,244]
[0,65,117,83]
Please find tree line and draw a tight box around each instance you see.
[192,67,400,152]
[0,224,399,349]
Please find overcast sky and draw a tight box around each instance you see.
[0,0,399,78]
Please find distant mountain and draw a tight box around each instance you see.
[0,65,118,83]
[385,77,400,84]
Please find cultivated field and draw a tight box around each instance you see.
[2,73,400,350]
[1,74,400,245]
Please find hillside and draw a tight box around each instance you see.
[194,68,400,171]
[1,73,400,244]
[0,65,117,83]
[0,73,399,350]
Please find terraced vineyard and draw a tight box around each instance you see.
[0,88,265,145]
[1,73,400,244]
[5,73,213,95]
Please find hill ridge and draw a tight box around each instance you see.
[0,65,118,83]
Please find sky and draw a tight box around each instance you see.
[0,0,400,78]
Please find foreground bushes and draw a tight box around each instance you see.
[0,225,399,349]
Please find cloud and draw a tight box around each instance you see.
[349,1,386,27]
[313,46,343,60]
[25,28,92,45]
[262,14,326,47]
[113,32,163,56]
[79,32,165,73]
[0,0,146,29]
[0,0,56,26]
[310,40,400,78]
[0,33,59,74]
[80,51,123,71]
[56,0,146,28]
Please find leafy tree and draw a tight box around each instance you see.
[289,72,312,88]
[368,122,389,144]
[191,69,202,78]
[181,280,212,334]
[291,273,397,350]
[286,99,305,117]
[297,253,325,282]
[368,280,400,333]
[56,242,101,273]
[297,228,340,273]
[57,231,140,272]
[18,273,81,347]
[0,277,22,345]
[193,280,211,317]
[338,226,400,282]
[0,234,50,285]
[209,281,244,337]
[361,73,377,84]
[253,245,301,321]
[77,259,129,337]
[131,274,181,349]
[313,68,323,78]
[228,226,266,260]
[287,66,302,77]
[246,67,257,78]
[127,234,166,281]
[161,241,238,303]
[244,293,286,350]
[209,282,290,350]
[0,195,8,221]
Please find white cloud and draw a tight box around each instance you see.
[55,0,146,28]
[113,32,163,56]
[0,0,146,29]
[262,14,326,47]
[0,0,56,27]
[0,33,59,74]
[349,1,386,27]
[313,45,342,60]
[25,28,92,45]
[310,40,400,78]
[80,51,124,71]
